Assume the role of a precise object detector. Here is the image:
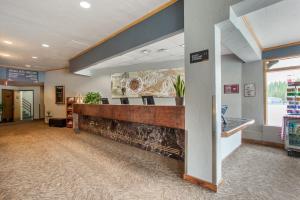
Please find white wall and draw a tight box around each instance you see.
[242,61,264,140]
[44,60,184,119]
[221,55,242,118]
[221,55,243,159]
[0,85,41,119]
[184,0,234,185]
[242,60,283,144]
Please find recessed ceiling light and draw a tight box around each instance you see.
[32,56,38,59]
[0,53,10,57]
[80,1,91,8]
[25,64,31,68]
[42,44,50,48]
[141,49,151,54]
[3,40,13,45]
[157,48,168,52]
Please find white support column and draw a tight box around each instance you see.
[183,0,240,191]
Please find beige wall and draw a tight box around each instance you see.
[44,60,184,119]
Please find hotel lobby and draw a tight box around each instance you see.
[0,0,300,199]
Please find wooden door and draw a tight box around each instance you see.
[2,89,14,122]
[14,91,21,121]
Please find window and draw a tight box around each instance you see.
[265,57,300,127]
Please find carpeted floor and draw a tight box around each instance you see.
[0,121,299,200]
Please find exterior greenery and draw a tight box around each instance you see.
[173,75,185,97]
[0,104,3,111]
[268,81,287,101]
[83,92,102,104]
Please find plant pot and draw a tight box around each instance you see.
[175,96,184,106]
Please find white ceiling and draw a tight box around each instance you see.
[0,0,169,71]
[79,33,185,75]
[246,0,300,49]
[77,32,233,76]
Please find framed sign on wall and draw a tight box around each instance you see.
[244,83,256,97]
[7,68,39,83]
[55,86,65,104]
[224,84,239,94]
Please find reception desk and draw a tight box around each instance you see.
[73,104,185,129]
[73,104,185,160]
[73,104,254,160]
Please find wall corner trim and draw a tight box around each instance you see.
[183,174,217,192]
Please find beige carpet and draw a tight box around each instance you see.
[0,121,299,200]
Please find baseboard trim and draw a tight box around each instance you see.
[183,174,217,192]
[242,138,284,149]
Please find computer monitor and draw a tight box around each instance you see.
[120,97,129,105]
[101,98,109,104]
[142,96,155,105]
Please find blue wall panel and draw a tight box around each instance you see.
[263,45,300,60]
[0,67,6,79]
[69,0,184,73]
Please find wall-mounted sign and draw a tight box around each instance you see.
[224,84,239,94]
[55,86,65,104]
[190,49,209,63]
[244,83,256,97]
[7,69,38,83]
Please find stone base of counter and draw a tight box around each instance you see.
[78,115,185,160]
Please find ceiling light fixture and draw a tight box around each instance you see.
[80,1,91,8]
[141,49,151,54]
[25,64,31,68]
[3,40,13,45]
[157,48,168,52]
[0,53,11,57]
[42,44,50,48]
[32,56,38,59]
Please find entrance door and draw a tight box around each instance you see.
[2,89,14,122]
[20,90,34,120]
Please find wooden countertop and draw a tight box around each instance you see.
[222,118,255,137]
[73,104,254,134]
[73,104,185,129]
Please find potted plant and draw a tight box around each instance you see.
[173,75,185,106]
[46,111,52,117]
[83,92,102,104]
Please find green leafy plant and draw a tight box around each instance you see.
[83,92,102,104]
[173,75,185,97]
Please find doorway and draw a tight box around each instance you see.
[1,89,14,122]
[20,90,34,120]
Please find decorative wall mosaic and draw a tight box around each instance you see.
[111,68,184,98]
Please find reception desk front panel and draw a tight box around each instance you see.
[73,104,185,160]
[73,104,254,161]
